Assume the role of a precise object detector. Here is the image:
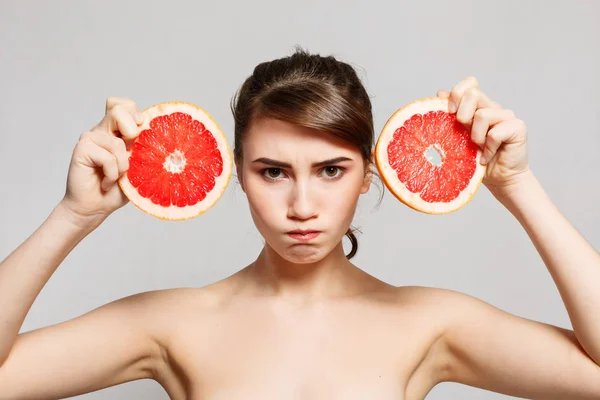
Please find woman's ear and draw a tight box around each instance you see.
[360,164,373,194]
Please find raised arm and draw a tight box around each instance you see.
[493,169,600,364]
[431,78,600,398]
[0,98,166,399]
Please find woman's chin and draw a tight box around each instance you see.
[284,247,325,264]
[269,243,330,265]
[262,236,346,265]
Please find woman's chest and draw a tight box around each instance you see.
[158,298,441,400]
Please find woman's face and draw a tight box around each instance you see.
[237,117,372,264]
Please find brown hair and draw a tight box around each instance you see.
[230,47,374,259]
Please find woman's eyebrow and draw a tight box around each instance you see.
[252,157,353,168]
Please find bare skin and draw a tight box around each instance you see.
[138,267,449,400]
[1,78,600,400]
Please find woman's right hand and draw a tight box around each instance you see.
[60,97,144,227]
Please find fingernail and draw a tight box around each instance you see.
[480,156,487,165]
[134,112,143,124]
[448,102,456,113]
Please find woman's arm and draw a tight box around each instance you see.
[430,285,600,399]
[0,96,141,368]
[426,77,600,398]
[490,169,600,365]
[0,203,96,367]
[0,97,168,399]
[0,206,165,400]
[432,171,600,398]
[0,218,164,397]
[439,77,600,364]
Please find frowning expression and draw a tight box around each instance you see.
[237,117,371,263]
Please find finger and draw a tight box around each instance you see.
[437,90,450,99]
[79,139,120,191]
[109,105,142,140]
[81,131,129,175]
[471,108,516,149]
[480,120,521,165]
[448,76,479,113]
[477,90,502,109]
[106,96,136,113]
[455,87,479,126]
[105,97,144,125]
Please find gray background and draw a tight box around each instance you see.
[1,0,599,398]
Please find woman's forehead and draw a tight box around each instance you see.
[244,117,360,160]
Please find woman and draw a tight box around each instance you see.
[0,49,599,400]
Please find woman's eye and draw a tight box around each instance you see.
[264,168,284,180]
[322,166,342,179]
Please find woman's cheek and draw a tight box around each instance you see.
[330,178,362,210]
[247,180,287,227]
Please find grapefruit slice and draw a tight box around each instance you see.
[375,97,485,214]
[118,101,232,221]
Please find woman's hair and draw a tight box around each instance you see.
[230,46,374,259]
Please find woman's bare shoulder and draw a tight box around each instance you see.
[387,285,477,321]
[137,279,240,312]
[392,284,467,303]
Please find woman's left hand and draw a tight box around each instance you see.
[437,76,530,192]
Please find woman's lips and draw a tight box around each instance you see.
[286,230,321,241]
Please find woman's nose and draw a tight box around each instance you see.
[287,180,318,221]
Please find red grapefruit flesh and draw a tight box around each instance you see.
[375,97,485,214]
[118,101,232,220]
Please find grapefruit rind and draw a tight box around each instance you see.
[375,97,486,215]
[118,101,232,221]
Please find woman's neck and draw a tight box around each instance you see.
[243,242,378,305]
